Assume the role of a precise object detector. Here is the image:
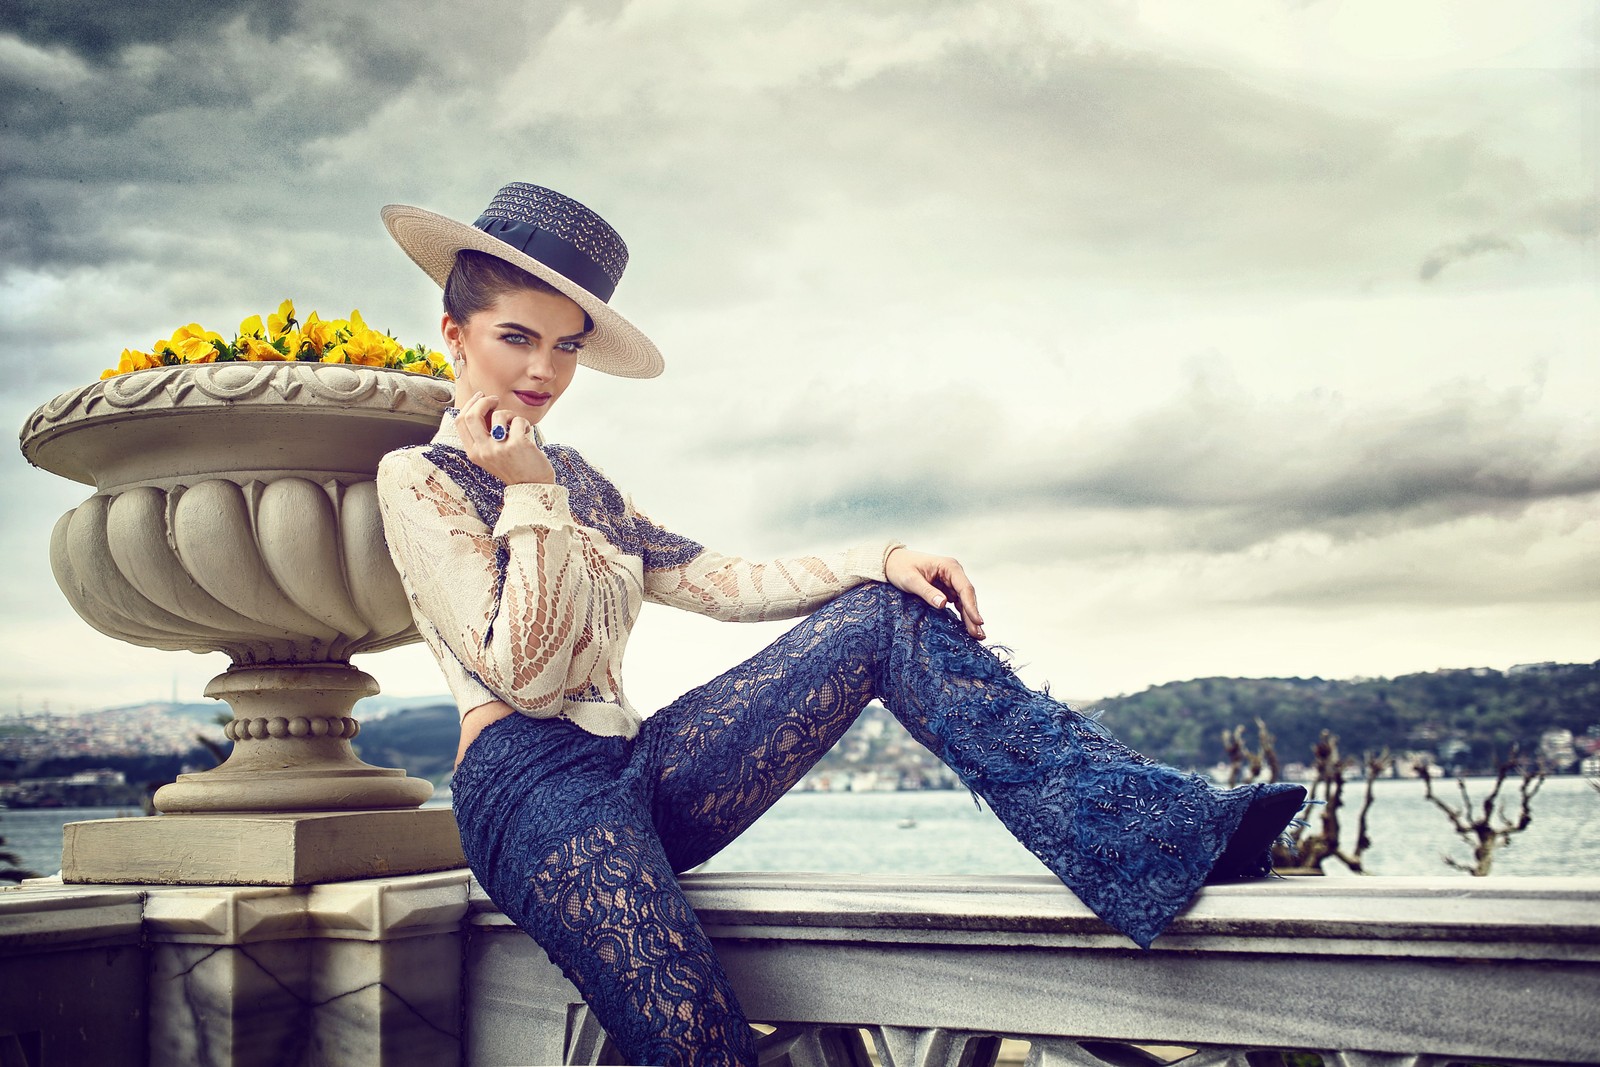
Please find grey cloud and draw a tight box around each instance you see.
[0,7,446,275]
[479,24,1422,306]
[0,0,609,281]
[1,0,299,62]
[1061,385,1599,518]
[12,0,1561,304]
[771,381,1600,553]
[705,39,1565,295]
[1539,195,1599,240]
[1236,558,1600,610]
[1418,233,1524,281]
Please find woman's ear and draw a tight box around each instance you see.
[442,314,472,405]
[441,313,464,362]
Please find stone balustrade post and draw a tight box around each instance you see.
[142,871,468,1066]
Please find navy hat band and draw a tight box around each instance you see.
[473,214,619,303]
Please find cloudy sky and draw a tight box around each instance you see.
[2,0,1596,718]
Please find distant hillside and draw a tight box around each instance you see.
[1089,661,1600,773]
[102,701,222,723]
[10,663,1597,785]
[350,703,458,783]
[352,693,456,720]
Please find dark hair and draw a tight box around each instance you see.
[442,249,594,332]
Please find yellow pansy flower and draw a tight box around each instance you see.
[278,329,309,360]
[327,333,389,366]
[267,299,296,340]
[237,336,287,362]
[302,311,341,354]
[354,325,402,355]
[412,349,453,379]
[170,323,224,347]
[101,302,445,378]
[100,348,160,378]
[173,336,218,363]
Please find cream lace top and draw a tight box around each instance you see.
[376,413,899,738]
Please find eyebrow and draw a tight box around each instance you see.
[494,320,589,342]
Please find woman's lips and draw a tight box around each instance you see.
[514,390,552,406]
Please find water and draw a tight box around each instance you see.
[1324,774,1600,878]
[698,775,1600,878]
[3,805,146,879]
[5,777,1596,881]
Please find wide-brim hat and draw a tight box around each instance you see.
[381,182,663,379]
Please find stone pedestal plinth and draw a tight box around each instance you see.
[62,808,465,886]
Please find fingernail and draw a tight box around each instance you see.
[934,596,947,609]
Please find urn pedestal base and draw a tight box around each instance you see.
[60,808,466,886]
[153,664,435,814]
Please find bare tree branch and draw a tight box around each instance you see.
[1417,746,1546,876]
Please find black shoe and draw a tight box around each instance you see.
[1206,783,1307,883]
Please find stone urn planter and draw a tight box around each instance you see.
[19,362,462,883]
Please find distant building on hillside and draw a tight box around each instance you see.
[1538,728,1577,773]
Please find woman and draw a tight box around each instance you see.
[376,182,1306,1067]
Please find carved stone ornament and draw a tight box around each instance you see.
[19,363,453,814]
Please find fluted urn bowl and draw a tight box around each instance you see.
[18,362,453,813]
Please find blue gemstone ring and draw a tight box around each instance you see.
[491,424,509,441]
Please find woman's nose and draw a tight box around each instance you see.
[527,344,556,379]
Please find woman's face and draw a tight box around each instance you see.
[444,286,587,425]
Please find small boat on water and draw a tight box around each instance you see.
[897,817,917,829]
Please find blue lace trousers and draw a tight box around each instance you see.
[451,583,1304,1067]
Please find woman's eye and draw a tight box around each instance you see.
[500,332,528,345]
[555,340,586,354]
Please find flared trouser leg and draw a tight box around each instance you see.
[641,582,1303,948]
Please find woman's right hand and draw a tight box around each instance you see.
[455,392,555,485]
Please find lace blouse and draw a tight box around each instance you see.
[376,413,900,738]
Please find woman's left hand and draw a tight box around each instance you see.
[885,548,986,640]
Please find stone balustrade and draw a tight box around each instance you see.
[3,871,1598,1066]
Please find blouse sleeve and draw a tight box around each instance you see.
[631,497,902,622]
[376,447,610,718]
